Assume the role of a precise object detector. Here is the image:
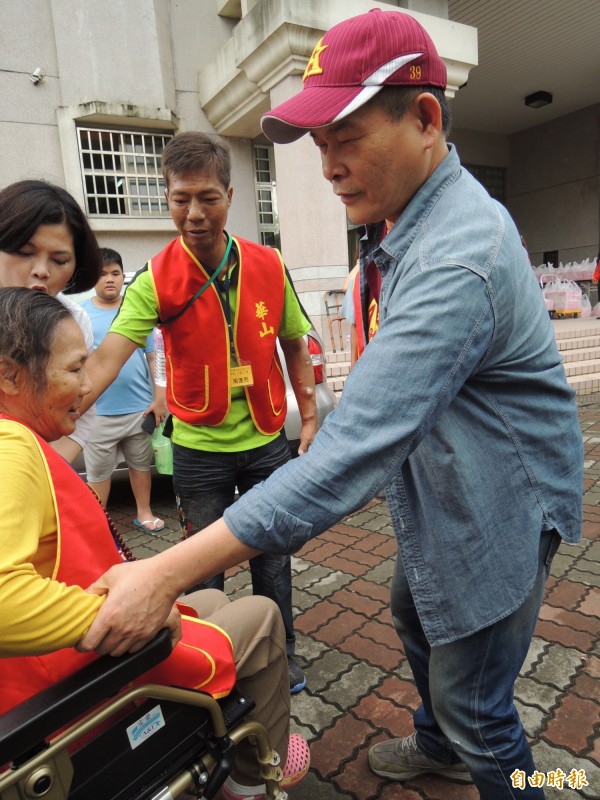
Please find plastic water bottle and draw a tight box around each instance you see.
[154,327,167,387]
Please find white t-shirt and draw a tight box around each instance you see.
[57,293,97,449]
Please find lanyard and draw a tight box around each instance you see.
[160,233,233,326]
[216,249,237,357]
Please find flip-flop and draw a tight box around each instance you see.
[133,517,165,533]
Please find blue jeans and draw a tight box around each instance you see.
[391,529,561,800]
[172,433,296,654]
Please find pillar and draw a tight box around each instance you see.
[269,75,351,345]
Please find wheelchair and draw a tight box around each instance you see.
[0,630,288,799]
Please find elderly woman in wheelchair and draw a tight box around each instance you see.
[0,287,309,800]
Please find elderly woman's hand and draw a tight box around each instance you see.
[76,559,181,657]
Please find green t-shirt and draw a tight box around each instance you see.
[110,252,311,452]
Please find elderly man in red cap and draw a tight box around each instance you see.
[79,9,582,800]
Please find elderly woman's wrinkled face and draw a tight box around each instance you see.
[18,317,91,441]
[0,223,76,297]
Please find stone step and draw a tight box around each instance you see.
[328,372,349,398]
[563,358,600,377]
[551,317,600,342]
[331,372,600,398]
[566,371,600,394]
[553,323,600,340]
[326,362,351,379]
[324,320,600,398]
[552,321,600,393]
[560,346,600,363]
[325,349,352,363]
[324,348,351,395]
[556,334,600,351]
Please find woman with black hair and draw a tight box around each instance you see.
[0,179,102,461]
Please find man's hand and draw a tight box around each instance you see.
[298,416,318,454]
[77,519,257,657]
[145,393,167,427]
[280,335,317,455]
[77,560,181,656]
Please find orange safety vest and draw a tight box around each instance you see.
[0,417,236,714]
[593,254,600,284]
[150,235,287,435]
[353,269,380,359]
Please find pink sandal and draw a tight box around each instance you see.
[220,734,310,799]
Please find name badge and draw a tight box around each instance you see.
[230,364,254,387]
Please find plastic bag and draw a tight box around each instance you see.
[581,293,592,318]
[151,421,173,475]
[154,327,167,388]
[542,277,581,311]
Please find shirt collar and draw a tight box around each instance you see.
[365,144,461,267]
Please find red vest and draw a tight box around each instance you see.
[150,236,287,435]
[0,418,236,714]
[353,269,380,359]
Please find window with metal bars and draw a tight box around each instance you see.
[464,163,507,203]
[77,127,173,217]
[254,144,280,249]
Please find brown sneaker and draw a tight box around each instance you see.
[368,732,472,783]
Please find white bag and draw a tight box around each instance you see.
[581,293,592,318]
[543,277,581,311]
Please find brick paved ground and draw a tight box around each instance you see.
[108,398,600,800]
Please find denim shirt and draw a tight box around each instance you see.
[224,145,583,646]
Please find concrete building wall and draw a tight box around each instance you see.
[0,0,479,343]
[50,0,175,110]
[449,107,600,269]
[2,0,596,345]
[507,104,600,266]
[0,0,64,185]
[451,129,509,168]
[270,76,350,329]
[0,0,260,275]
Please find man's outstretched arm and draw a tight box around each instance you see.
[78,517,260,656]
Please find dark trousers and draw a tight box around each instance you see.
[172,432,296,654]
[391,529,561,799]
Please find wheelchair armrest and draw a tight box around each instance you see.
[0,628,173,765]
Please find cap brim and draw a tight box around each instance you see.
[261,85,372,144]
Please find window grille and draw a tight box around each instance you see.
[77,127,173,217]
[543,250,559,268]
[464,164,506,203]
[254,144,280,249]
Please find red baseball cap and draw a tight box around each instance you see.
[261,9,447,144]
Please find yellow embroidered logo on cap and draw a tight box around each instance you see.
[303,38,328,82]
